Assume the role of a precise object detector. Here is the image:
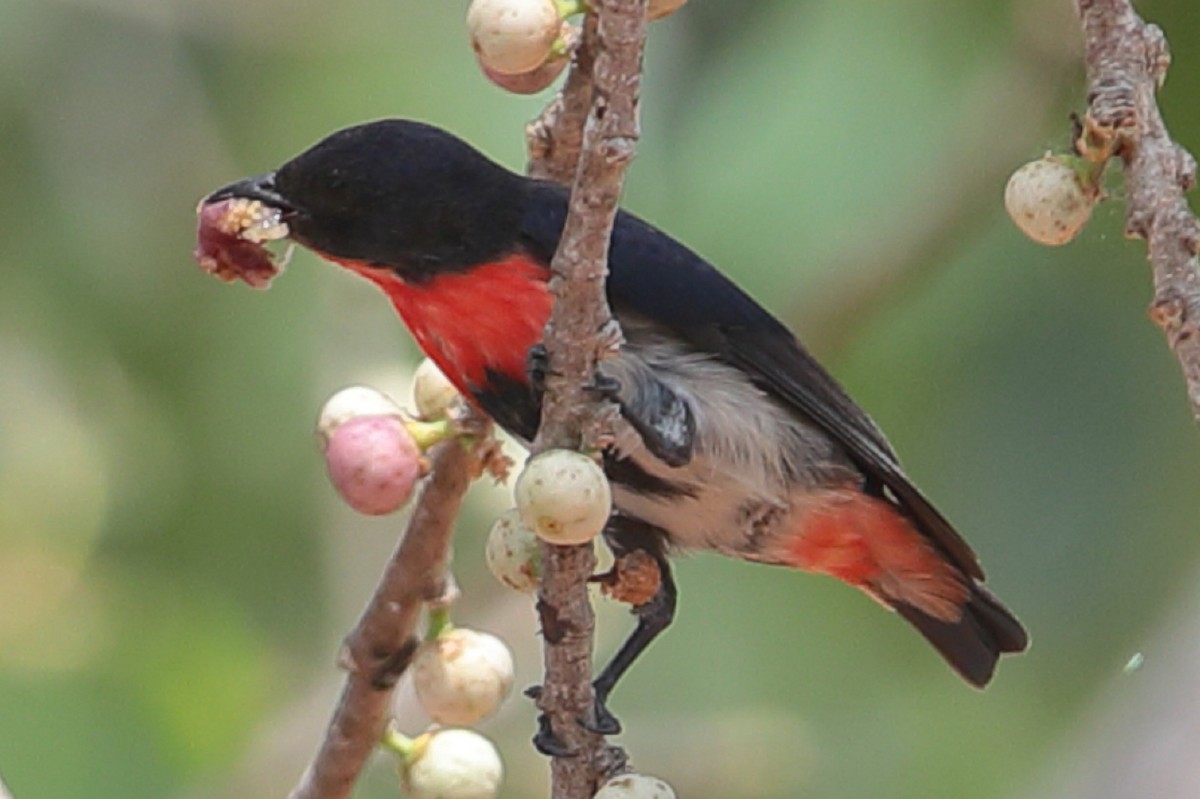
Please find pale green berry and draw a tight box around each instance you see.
[412,628,515,726]
[413,359,461,420]
[467,0,560,76]
[485,509,542,592]
[401,728,503,799]
[1004,154,1097,246]
[594,773,677,799]
[515,449,611,545]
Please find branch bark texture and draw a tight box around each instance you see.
[526,14,598,185]
[1077,0,1200,420]
[287,429,475,799]
[526,2,649,797]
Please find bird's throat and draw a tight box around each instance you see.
[327,252,554,396]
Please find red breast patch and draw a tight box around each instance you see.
[327,253,554,395]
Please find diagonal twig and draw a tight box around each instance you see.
[286,417,480,799]
[1077,0,1200,420]
[527,13,599,185]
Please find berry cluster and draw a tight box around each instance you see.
[316,368,510,798]
[316,359,675,796]
[467,0,687,94]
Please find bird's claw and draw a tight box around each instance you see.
[527,343,552,395]
[529,683,620,753]
[533,713,577,758]
[580,696,622,736]
[527,343,622,403]
[585,371,622,401]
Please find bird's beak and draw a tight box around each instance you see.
[205,171,294,212]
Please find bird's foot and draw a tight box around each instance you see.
[527,342,622,402]
[528,683,621,752]
[527,343,552,396]
[532,713,577,758]
[579,695,622,736]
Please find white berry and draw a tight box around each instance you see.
[413,358,462,420]
[317,385,403,444]
[515,450,611,545]
[401,728,504,799]
[1004,154,1098,246]
[485,509,542,592]
[467,0,561,76]
[322,415,422,515]
[594,773,677,799]
[412,628,515,726]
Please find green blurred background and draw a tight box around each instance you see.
[3,0,1200,797]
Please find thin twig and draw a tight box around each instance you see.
[526,15,599,184]
[526,1,650,797]
[1077,0,1200,420]
[286,420,479,799]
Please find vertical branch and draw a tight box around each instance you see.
[1077,0,1200,420]
[526,1,650,797]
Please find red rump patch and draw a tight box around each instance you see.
[787,489,968,621]
[328,253,553,395]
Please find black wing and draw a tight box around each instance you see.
[520,182,983,580]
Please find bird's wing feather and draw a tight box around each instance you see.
[520,184,983,579]
[717,327,983,580]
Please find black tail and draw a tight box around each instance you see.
[894,584,1029,688]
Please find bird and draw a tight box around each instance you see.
[204,117,1028,740]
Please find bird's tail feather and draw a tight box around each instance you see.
[894,583,1028,688]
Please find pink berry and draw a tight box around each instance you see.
[478,49,568,94]
[322,415,422,515]
[477,19,575,94]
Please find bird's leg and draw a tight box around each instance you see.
[585,544,677,736]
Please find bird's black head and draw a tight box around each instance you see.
[208,119,529,280]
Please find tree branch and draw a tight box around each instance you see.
[286,420,478,799]
[527,14,598,185]
[526,1,649,797]
[1077,0,1200,420]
